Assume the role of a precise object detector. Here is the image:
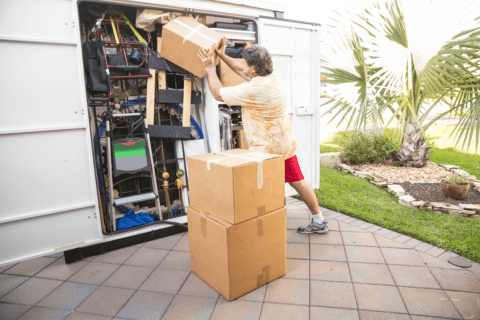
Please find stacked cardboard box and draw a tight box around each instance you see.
[187,149,286,300]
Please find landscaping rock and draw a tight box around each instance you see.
[430,202,463,211]
[425,206,433,211]
[399,195,416,203]
[429,162,437,165]
[399,200,416,208]
[388,185,405,196]
[452,168,469,176]
[440,164,460,170]
[355,171,373,180]
[460,210,476,216]
[473,182,480,187]
[411,200,427,207]
[320,152,342,168]
[338,163,354,172]
[458,204,480,212]
[466,175,477,181]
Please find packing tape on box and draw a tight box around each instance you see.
[206,152,271,189]
[201,216,207,238]
[257,205,266,217]
[256,266,270,288]
[172,19,217,44]
[257,219,264,237]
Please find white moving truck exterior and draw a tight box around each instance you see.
[0,0,320,265]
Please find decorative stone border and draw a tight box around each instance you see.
[337,163,480,219]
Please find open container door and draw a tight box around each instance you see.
[0,0,102,266]
[257,17,321,196]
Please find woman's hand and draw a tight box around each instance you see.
[198,47,215,69]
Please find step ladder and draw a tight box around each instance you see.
[105,113,162,231]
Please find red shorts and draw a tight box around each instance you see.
[285,155,304,182]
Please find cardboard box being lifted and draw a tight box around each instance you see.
[187,149,285,224]
[217,60,247,87]
[188,205,286,300]
[162,16,223,78]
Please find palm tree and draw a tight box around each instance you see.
[322,0,480,167]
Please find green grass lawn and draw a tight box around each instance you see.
[316,124,480,262]
[317,167,480,262]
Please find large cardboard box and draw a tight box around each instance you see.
[187,149,285,224]
[217,60,247,87]
[162,16,223,78]
[188,205,286,300]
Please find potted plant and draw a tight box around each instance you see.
[440,172,471,200]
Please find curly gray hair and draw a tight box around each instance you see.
[243,45,274,76]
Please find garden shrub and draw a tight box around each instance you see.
[337,129,398,164]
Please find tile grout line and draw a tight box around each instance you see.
[339,229,360,314]
[427,266,465,319]
[375,234,411,317]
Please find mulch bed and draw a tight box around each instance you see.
[400,182,480,205]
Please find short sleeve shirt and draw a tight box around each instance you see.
[219,72,297,159]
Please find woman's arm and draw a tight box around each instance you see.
[215,37,251,81]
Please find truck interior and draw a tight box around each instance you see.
[78,1,256,235]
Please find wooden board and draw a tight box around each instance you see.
[183,78,192,127]
[146,68,156,125]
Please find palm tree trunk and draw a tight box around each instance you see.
[394,122,430,168]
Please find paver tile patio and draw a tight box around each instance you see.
[16,306,72,320]
[309,231,343,245]
[3,257,57,277]
[264,278,309,305]
[0,277,62,305]
[285,259,309,280]
[348,263,395,285]
[353,283,407,313]
[287,230,310,244]
[115,291,174,320]
[37,282,98,311]
[344,246,385,264]
[388,265,440,289]
[91,246,137,265]
[373,235,408,249]
[310,306,360,319]
[445,291,480,320]
[358,310,411,320]
[123,248,169,268]
[398,287,461,318]
[2,201,480,319]
[310,280,357,309]
[178,272,220,298]
[342,232,377,247]
[0,274,29,297]
[75,286,135,317]
[380,248,425,266]
[161,295,217,320]
[0,302,30,320]
[139,269,190,294]
[67,262,120,285]
[259,303,309,320]
[102,265,153,290]
[417,252,461,270]
[287,243,309,260]
[311,244,347,262]
[210,299,262,320]
[157,250,191,271]
[310,260,351,282]
[429,268,480,293]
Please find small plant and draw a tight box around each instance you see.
[338,129,397,165]
[442,172,470,185]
